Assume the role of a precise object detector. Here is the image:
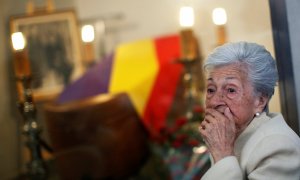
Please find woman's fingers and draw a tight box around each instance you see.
[200,107,236,138]
[206,108,227,122]
[200,112,215,130]
[224,107,233,120]
[199,108,236,162]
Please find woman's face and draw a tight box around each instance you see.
[205,63,262,133]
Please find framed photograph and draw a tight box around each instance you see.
[10,10,83,101]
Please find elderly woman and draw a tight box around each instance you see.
[199,42,300,179]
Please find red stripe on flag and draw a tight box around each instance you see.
[143,34,183,138]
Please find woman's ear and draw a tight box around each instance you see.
[255,95,269,112]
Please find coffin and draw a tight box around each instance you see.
[43,93,149,179]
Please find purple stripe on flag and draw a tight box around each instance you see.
[57,53,114,104]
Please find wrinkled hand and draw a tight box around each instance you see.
[199,107,237,163]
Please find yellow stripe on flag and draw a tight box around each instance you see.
[109,39,159,117]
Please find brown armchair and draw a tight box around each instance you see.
[43,93,149,179]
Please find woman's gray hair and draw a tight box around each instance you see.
[204,42,278,101]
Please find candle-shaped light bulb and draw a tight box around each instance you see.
[11,32,26,51]
[11,32,31,77]
[179,6,198,60]
[81,25,95,67]
[81,25,95,43]
[212,8,227,25]
[212,8,227,45]
[179,6,195,28]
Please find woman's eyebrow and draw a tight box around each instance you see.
[207,77,238,81]
[225,76,238,80]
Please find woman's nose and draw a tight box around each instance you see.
[206,91,225,107]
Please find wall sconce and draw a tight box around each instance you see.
[81,24,96,68]
[11,32,47,179]
[212,7,228,46]
[178,6,201,120]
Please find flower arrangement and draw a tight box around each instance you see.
[154,105,205,147]
[147,105,210,180]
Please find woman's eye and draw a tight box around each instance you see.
[207,88,215,94]
[227,88,236,93]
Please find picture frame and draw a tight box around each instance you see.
[10,10,83,101]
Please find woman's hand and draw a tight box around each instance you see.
[199,107,237,162]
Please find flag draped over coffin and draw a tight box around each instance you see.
[58,34,183,137]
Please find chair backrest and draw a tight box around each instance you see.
[43,93,149,179]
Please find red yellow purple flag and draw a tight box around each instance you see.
[58,34,183,137]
